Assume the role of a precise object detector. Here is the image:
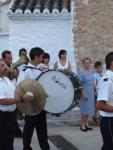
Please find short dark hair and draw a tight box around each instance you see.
[29,47,44,60]
[105,52,113,69]
[94,61,102,68]
[2,50,11,59]
[19,48,27,56]
[58,50,67,59]
[43,53,50,60]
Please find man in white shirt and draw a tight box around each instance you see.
[0,60,33,150]
[96,52,113,150]
[2,50,18,85]
[17,47,50,150]
[2,50,23,137]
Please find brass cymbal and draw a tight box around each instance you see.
[15,79,47,116]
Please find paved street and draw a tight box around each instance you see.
[14,108,103,150]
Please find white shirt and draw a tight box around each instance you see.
[97,70,113,117]
[57,59,69,70]
[38,63,49,72]
[17,64,26,72]
[0,77,16,112]
[17,63,41,84]
[94,72,104,86]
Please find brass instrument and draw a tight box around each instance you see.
[11,55,29,69]
[8,55,29,80]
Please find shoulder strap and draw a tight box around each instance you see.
[23,66,41,71]
[108,77,113,82]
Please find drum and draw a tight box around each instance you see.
[37,70,82,114]
[59,69,82,111]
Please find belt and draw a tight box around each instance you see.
[0,110,14,114]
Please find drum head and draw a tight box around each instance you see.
[37,70,74,113]
[15,79,46,116]
[58,69,82,110]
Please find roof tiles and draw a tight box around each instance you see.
[9,0,71,14]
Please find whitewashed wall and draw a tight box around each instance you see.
[0,3,9,32]
[8,15,76,71]
[0,2,10,56]
[0,33,9,53]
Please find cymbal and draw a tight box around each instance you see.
[15,79,47,116]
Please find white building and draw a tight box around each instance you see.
[0,0,10,50]
[0,0,76,71]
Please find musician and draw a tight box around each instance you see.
[2,50,23,137]
[17,48,29,120]
[96,52,113,150]
[18,48,29,72]
[17,47,50,150]
[2,50,18,84]
[0,60,33,150]
[19,48,27,57]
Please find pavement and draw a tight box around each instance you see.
[14,107,103,150]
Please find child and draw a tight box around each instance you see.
[93,61,104,124]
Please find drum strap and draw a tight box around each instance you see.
[23,66,41,72]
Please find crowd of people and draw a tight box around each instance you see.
[0,46,113,150]
[78,54,113,150]
[0,47,72,150]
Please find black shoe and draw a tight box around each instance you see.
[85,126,93,130]
[80,126,88,132]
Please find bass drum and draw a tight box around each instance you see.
[58,69,82,111]
[37,70,82,114]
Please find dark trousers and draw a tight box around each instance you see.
[23,110,50,150]
[0,111,15,150]
[100,117,113,150]
[14,109,23,135]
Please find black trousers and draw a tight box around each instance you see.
[0,111,15,150]
[100,117,113,150]
[23,110,50,150]
[14,109,23,135]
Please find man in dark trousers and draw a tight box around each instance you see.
[17,47,50,150]
[0,59,33,150]
[97,52,113,150]
[2,50,23,137]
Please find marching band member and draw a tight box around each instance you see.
[96,52,113,150]
[2,50,18,85]
[17,48,29,72]
[17,47,50,150]
[16,48,29,120]
[2,50,23,137]
[0,60,33,150]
